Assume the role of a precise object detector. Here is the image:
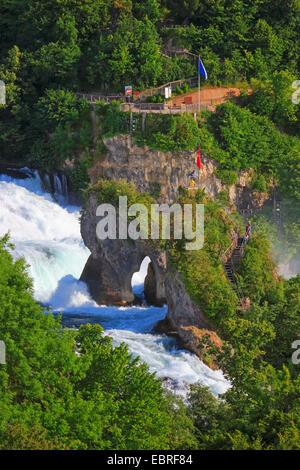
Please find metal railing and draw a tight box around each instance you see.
[76,93,125,103]
[134,76,198,100]
[223,236,249,304]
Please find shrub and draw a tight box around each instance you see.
[251,174,267,193]
[136,112,201,152]
[237,232,284,304]
[200,102,300,199]
[69,149,93,192]
[34,89,90,132]
[169,191,239,325]
[95,100,128,137]
[215,169,238,186]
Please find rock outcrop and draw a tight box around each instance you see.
[160,270,222,369]
[88,134,270,214]
[80,192,167,306]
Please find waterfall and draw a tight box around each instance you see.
[41,172,51,193]
[61,173,68,198]
[53,173,62,196]
[0,168,230,397]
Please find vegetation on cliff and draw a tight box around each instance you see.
[190,233,300,449]
[135,112,201,152]
[199,101,300,200]
[95,180,300,450]
[168,188,240,324]
[93,97,300,204]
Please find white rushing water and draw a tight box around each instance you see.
[0,169,229,396]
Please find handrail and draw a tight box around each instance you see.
[222,232,251,304]
[135,76,198,99]
[76,93,125,103]
[221,239,236,261]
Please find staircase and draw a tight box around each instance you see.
[223,238,246,305]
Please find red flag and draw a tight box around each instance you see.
[196,147,201,169]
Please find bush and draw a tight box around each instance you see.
[34,89,90,133]
[95,100,128,137]
[136,112,201,152]
[215,169,238,186]
[251,174,267,193]
[146,94,165,103]
[200,102,300,199]
[69,150,93,192]
[175,86,184,95]
[169,191,239,325]
[237,232,284,304]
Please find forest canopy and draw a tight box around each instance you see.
[0,0,300,165]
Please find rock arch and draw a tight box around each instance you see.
[80,245,166,306]
[80,193,166,306]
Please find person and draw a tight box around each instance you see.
[188,170,196,180]
[189,178,196,187]
[243,232,249,244]
[246,221,251,235]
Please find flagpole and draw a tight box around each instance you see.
[198,56,201,181]
[198,55,200,113]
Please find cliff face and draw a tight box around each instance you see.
[88,134,270,214]
[161,270,222,369]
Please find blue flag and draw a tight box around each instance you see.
[198,58,207,80]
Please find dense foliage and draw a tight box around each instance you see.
[161,0,300,85]
[167,191,300,449]
[169,189,240,325]
[1,0,299,172]
[136,112,201,152]
[199,102,300,199]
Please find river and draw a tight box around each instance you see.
[0,168,229,397]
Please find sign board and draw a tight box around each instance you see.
[164,86,172,99]
[125,86,132,96]
[0,340,5,364]
[184,96,192,105]
[0,81,5,105]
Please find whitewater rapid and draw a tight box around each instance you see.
[0,169,230,396]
